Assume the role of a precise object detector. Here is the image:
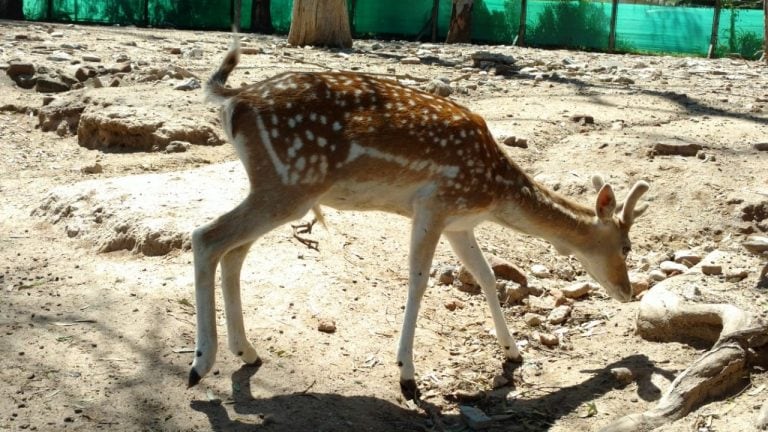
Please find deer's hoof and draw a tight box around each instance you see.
[188,368,202,388]
[399,379,421,404]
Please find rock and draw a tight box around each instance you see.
[660,260,688,275]
[425,79,452,97]
[649,269,667,282]
[547,305,571,325]
[471,51,515,66]
[35,76,70,93]
[526,283,544,297]
[459,405,492,430]
[499,281,528,304]
[457,283,481,295]
[38,95,86,135]
[109,77,121,87]
[107,63,132,74]
[166,140,190,153]
[487,255,527,286]
[570,114,594,124]
[400,57,421,65]
[88,77,103,88]
[444,299,465,311]
[539,332,559,346]
[317,319,336,333]
[524,313,543,327]
[457,265,477,286]
[613,76,635,84]
[561,281,595,299]
[674,250,701,266]
[743,235,768,254]
[629,272,650,296]
[437,266,455,285]
[47,51,73,62]
[701,263,722,276]
[80,162,103,174]
[6,62,35,78]
[82,54,102,63]
[74,67,95,82]
[491,374,509,389]
[724,269,749,282]
[651,141,703,157]
[611,367,634,386]
[531,264,550,278]
[754,143,768,151]
[528,294,556,311]
[174,78,201,91]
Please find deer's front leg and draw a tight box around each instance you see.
[220,242,261,367]
[188,225,220,387]
[397,207,444,403]
[444,230,522,362]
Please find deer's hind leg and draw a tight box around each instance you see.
[188,191,316,387]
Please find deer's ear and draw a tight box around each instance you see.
[595,184,616,222]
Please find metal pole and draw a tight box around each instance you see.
[518,0,527,46]
[431,0,439,42]
[708,0,722,58]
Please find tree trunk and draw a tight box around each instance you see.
[446,0,473,44]
[287,0,352,49]
[0,0,24,20]
[708,0,722,58]
[251,0,273,34]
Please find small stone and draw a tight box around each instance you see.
[611,367,634,386]
[701,263,722,276]
[456,283,481,295]
[674,250,701,266]
[165,47,182,55]
[425,79,452,97]
[165,140,190,153]
[47,51,72,62]
[526,284,544,297]
[629,272,650,296]
[531,264,550,278]
[437,266,455,285]
[651,141,703,157]
[317,319,336,333]
[6,62,35,78]
[547,305,571,325]
[570,114,594,124]
[725,269,749,282]
[499,281,528,304]
[660,260,688,275]
[491,374,509,388]
[753,143,768,152]
[743,235,768,254]
[459,405,492,430]
[457,266,477,286]
[683,285,701,299]
[80,162,103,174]
[88,77,103,88]
[35,77,70,93]
[561,281,595,299]
[107,63,132,74]
[175,77,201,91]
[528,294,556,311]
[109,77,121,87]
[524,313,543,327]
[82,54,102,63]
[649,269,667,281]
[539,332,559,346]
[444,299,465,311]
[488,255,527,286]
[400,57,421,65]
[613,76,634,84]
[74,67,94,82]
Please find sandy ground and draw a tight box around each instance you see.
[1,21,767,431]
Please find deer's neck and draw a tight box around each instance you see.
[492,163,596,254]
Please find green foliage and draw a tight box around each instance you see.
[528,0,610,50]
[472,0,521,44]
[717,30,764,59]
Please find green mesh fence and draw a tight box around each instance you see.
[18,0,767,59]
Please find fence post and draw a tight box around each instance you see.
[764,0,767,62]
[431,0,439,42]
[708,0,721,58]
[608,0,618,52]
[518,0,527,46]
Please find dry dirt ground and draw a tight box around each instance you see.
[1,21,767,432]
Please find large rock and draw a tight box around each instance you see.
[32,162,248,256]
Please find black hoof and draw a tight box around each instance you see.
[399,379,421,404]
[188,368,202,388]
[506,354,523,364]
[244,356,263,368]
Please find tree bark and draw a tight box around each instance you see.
[446,0,473,44]
[287,0,352,49]
[708,0,722,58]
[251,0,273,34]
[0,0,24,20]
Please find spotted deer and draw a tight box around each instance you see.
[187,38,650,402]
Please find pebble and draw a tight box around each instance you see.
[491,374,509,388]
[754,143,768,151]
[649,269,667,282]
[82,54,102,63]
[80,162,103,174]
[166,141,190,153]
[651,141,703,157]
[539,332,559,346]
[701,263,722,276]
[499,281,528,304]
[109,77,121,87]
[531,264,550,278]
[524,313,543,327]
[610,367,634,385]
[561,281,595,299]
[317,319,336,333]
[35,77,70,93]
[6,62,35,77]
[437,266,455,285]
[743,235,768,254]
[425,79,452,97]
[400,57,421,65]
[547,305,571,325]
[444,299,465,311]
[660,260,688,275]
[674,250,701,266]
[725,269,749,282]
[47,51,72,62]
[487,254,527,286]
[174,77,200,91]
[570,114,594,124]
[459,405,492,430]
